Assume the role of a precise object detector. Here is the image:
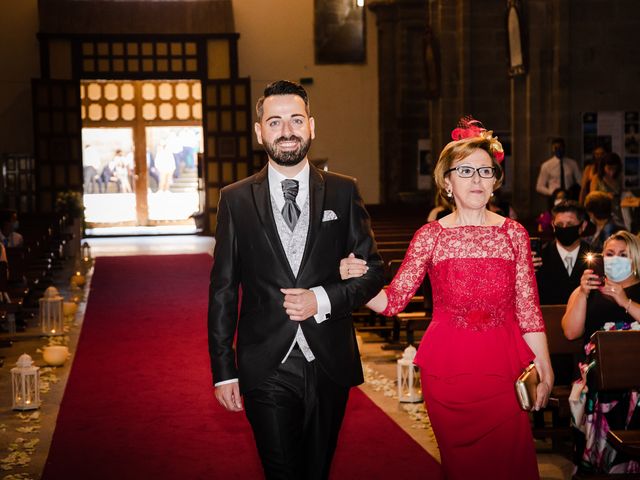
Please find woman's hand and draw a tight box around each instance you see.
[579,269,602,296]
[339,253,368,280]
[532,358,554,411]
[600,278,628,307]
[534,380,552,411]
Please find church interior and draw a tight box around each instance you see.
[1,1,640,479]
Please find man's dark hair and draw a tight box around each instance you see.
[551,200,587,223]
[255,80,310,121]
[551,137,565,147]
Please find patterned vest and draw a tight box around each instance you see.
[271,194,315,362]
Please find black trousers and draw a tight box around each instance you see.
[243,349,350,480]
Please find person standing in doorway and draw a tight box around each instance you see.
[208,80,384,480]
[536,138,582,200]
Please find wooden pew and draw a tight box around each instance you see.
[379,259,431,348]
[571,331,640,479]
[532,305,584,451]
[592,330,640,463]
[592,330,640,391]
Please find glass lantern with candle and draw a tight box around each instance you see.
[397,345,423,403]
[39,286,64,335]
[81,241,93,272]
[11,353,41,410]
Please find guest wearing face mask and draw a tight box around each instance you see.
[533,201,591,387]
[562,230,640,475]
[535,188,568,241]
[535,201,591,305]
[536,138,582,201]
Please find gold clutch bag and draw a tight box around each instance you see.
[515,363,539,411]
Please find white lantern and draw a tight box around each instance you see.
[11,353,40,410]
[397,345,423,403]
[39,286,64,335]
[81,241,93,271]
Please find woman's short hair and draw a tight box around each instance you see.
[604,230,640,278]
[433,136,504,205]
[584,191,613,220]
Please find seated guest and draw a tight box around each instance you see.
[488,189,518,219]
[534,200,591,385]
[0,210,24,248]
[562,230,640,474]
[427,196,452,222]
[579,145,607,204]
[0,243,8,304]
[583,191,624,252]
[536,201,591,305]
[536,188,568,241]
[590,152,623,224]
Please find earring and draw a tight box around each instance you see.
[446,190,452,198]
[490,192,494,197]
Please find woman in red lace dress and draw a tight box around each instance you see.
[342,119,554,479]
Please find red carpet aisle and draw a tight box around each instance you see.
[42,254,442,479]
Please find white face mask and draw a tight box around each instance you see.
[604,256,633,282]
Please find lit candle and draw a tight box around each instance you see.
[71,271,86,287]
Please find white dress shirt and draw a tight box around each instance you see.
[556,242,579,276]
[536,156,582,196]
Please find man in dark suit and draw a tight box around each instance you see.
[535,200,591,305]
[208,80,384,480]
[534,200,591,386]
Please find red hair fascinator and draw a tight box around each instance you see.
[451,115,505,163]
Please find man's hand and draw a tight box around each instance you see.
[215,382,243,412]
[532,254,543,271]
[280,288,318,321]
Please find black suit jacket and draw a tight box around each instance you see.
[536,240,591,305]
[208,164,385,393]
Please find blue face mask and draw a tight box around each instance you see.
[604,256,633,282]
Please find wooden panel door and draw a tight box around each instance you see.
[201,78,252,232]
[32,79,83,212]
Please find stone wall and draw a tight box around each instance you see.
[427,0,640,219]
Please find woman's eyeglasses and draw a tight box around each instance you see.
[445,166,496,179]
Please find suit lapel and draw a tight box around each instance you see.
[251,166,296,283]
[570,243,589,280]
[297,165,325,278]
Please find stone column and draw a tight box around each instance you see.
[369,0,429,204]
[512,0,572,218]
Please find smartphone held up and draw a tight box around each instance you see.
[585,252,604,285]
[529,237,542,257]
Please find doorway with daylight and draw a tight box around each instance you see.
[81,80,204,234]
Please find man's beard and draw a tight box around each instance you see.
[263,135,311,167]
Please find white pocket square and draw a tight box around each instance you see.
[322,210,338,222]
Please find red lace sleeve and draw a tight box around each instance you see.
[506,221,545,333]
[381,223,437,317]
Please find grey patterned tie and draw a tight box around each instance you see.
[281,179,300,231]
